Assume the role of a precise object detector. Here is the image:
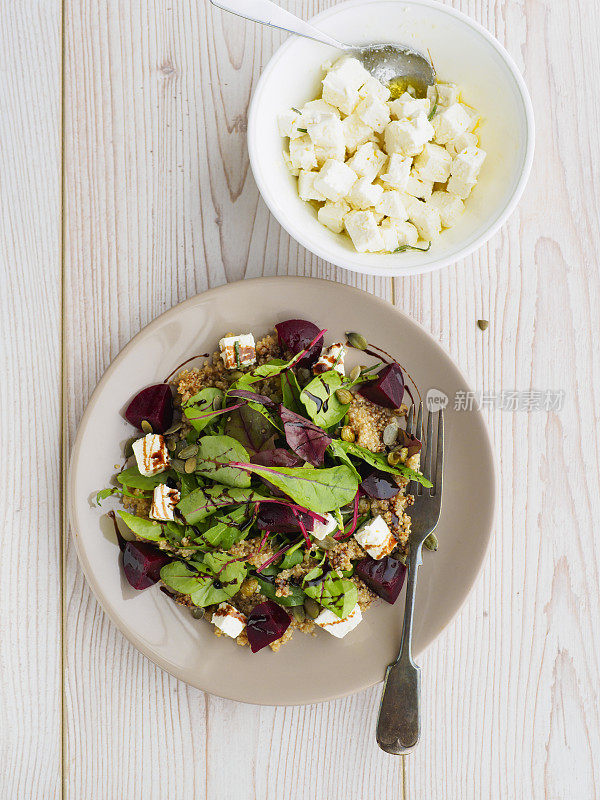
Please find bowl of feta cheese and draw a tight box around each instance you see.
[247,0,534,276]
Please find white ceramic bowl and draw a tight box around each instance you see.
[248,0,534,277]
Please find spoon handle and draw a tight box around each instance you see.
[209,0,346,49]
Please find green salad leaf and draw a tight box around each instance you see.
[304,574,358,619]
[255,576,305,607]
[195,434,252,488]
[96,487,120,504]
[300,371,349,428]
[183,388,225,432]
[281,370,303,415]
[224,404,278,455]
[333,439,433,487]
[327,439,361,481]
[177,485,260,525]
[117,466,175,491]
[116,510,164,542]
[199,505,253,549]
[160,551,247,607]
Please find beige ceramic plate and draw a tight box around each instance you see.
[69,277,495,705]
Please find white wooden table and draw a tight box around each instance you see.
[3,0,600,797]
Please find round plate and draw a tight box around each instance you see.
[69,278,496,705]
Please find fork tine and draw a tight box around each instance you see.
[410,402,424,496]
[422,409,434,492]
[406,403,414,436]
[433,408,444,496]
[415,401,423,442]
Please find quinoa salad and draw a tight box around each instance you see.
[98,320,431,653]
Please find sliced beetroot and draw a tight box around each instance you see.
[275,319,323,367]
[246,601,291,652]
[125,384,174,433]
[359,363,405,409]
[279,405,331,466]
[360,470,401,500]
[256,503,314,533]
[122,541,171,590]
[356,555,406,604]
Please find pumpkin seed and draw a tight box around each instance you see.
[184,456,197,473]
[296,367,311,386]
[190,606,204,619]
[387,449,402,466]
[319,535,337,551]
[346,331,368,350]
[171,458,185,473]
[424,532,438,551]
[141,420,153,435]
[303,597,320,619]
[291,606,306,623]
[178,443,199,459]
[399,447,408,462]
[164,420,183,435]
[395,551,408,565]
[335,388,353,405]
[349,365,362,383]
[228,370,244,382]
[340,426,355,442]
[477,319,489,331]
[166,438,177,452]
[383,422,399,447]
[124,437,137,458]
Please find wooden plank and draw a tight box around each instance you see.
[0,2,62,798]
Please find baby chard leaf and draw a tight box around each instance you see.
[304,575,358,619]
[333,439,432,487]
[177,485,260,525]
[117,510,164,542]
[279,405,332,466]
[195,434,252,488]
[300,371,350,429]
[117,466,175,491]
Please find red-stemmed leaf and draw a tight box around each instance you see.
[279,405,332,466]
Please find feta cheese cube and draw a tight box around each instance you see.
[344,210,385,253]
[346,142,387,181]
[297,170,326,202]
[313,342,346,376]
[354,515,397,559]
[380,225,399,252]
[306,116,344,151]
[311,512,339,540]
[327,56,371,90]
[431,103,472,144]
[405,170,434,200]
[428,190,465,228]
[314,141,345,167]
[219,334,256,369]
[313,159,357,202]
[433,82,460,106]
[359,75,391,103]
[289,134,317,171]
[450,146,486,182]
[317,200,349,234]
[461,103,480,132]
[283,149,299,177]
[384,114,434,157]
[278,109,298,138]
[382,217,419,246]
[446,174,476,199]
[342,113,376,154]
[413,142,452,182]
[389,92,431,120]
[348,177,384,210]
[212,602,247,639]
[355,94,390,133]
[300,99,341,122]
[406,198,442,240]
[322,57,370,115]
[314,603,362,638]
[375,190,408,220]
[132,434,170,478]
[379,153,411,190]
[445,132,478,157]
[150,483,180,522]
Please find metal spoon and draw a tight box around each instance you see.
[209,0,435,95]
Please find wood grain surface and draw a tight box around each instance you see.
[2,0,600,795]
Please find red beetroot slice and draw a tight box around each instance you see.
[256,504,314,533]
[125,384,174,433]
[246,601,291,652]
[360,470,401,500]
[275,319,324,367]
[358,363,405,409]
[355,555,406,604]
[122,541,171,590]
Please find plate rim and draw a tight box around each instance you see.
[68,276,497,705]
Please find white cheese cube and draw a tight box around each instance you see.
[446,174,476,200]
[342,113,376,154]
[346,142,387,181]
[461,104,480,132]
[431,103,472,144]
[348,177,384,210]
[132,434,170,478]
[150,483,180,522]
[315,142,345,167]
[313,342,346,376]
[382,217,419,246]
[405,170,434,200]
[219,333,256,368]
[445,132,478,157]
[406,198,442,240]
[300,99,341,122]
[359,75,391,103]
[380,225,399,252]
[289,134,317,171]
[283,149,299,177]
[384,114,434,157]
[313,159,357,202]
[311,512,339,540]
[317,200,349,234]
[428,190,465,228]
[389,93,431,120]
[297,170,326,202]
[413,142,452,182]
[450,146,486,182]
[307,116,344,151]
[434,82,460,106]
[379,153,411,190]
[212,602,247,639]
[322,59,369,115]
[354,515,397,559]
[327,56,371,90]
[314,603,362,638]
[344,210,385,253]
[375,190,408,220]
[356,94,390,133]
[278,109,298,138]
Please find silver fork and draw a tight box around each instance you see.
[376,401,444,754]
